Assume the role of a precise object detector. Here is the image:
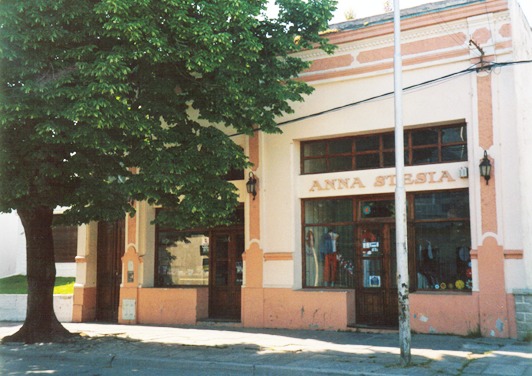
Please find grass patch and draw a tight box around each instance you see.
[0,275,75,294]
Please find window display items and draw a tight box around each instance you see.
[320,229,339,286]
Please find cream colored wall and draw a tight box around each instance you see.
[511,0,532,290]
[262,73,477,289]
[75,222,98,287]
[260,7,529,295]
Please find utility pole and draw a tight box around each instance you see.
[393,0,411,366]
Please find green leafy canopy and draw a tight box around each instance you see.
[0,0,336,229]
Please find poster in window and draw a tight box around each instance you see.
[369,275,381,287]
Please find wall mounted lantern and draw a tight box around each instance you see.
[246,172,257,200]
[479,150,492,185]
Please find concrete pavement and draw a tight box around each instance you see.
[0,321,530,375]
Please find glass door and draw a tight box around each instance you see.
[208,230,244,320]
[355,222,407,327]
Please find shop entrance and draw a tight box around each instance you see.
[356,223,399,327]
[208,229,245,320]
[96,220,124,322]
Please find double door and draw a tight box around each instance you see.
[356,223,400,327]
[208,230,245,320]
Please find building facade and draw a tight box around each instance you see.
[72,0,532,339]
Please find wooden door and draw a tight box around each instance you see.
[96,220,124,322]
[208,230,244,320]
[356,223,398,327]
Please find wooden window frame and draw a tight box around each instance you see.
[301,123,467,175]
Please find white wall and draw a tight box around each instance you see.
[0,211,76,278]
[0,212,26,278]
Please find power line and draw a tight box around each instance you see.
[229,59,532,137]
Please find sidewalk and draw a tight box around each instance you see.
[0,322,530,375]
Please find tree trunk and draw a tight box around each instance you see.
[2,206,73,343]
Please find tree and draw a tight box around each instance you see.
[0,0,336,343]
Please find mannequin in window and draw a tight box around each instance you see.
[320,228,339,287]
[305,230,319,286]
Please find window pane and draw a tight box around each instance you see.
[305,225,355,288]
[414,191,470,220]
[329,156,352,172]
[157,232,210,286]
[215,261,228,285]
[363,259,382,288]
[442,126,467,143]
[360,200,395,219]
[235,234,244,285]
[303,142,326,157]
[383,152,395,167]
[442,145,467,161]
[412,129,438,146]
[356,136,379,152]
[303,159,327,174]
[329,139,352,154]
[383,133,395,149]
[412,147,438,164]
[356,153,380,169]
[304,199,353,224]
[415,222,471,291]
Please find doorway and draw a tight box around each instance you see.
[356,223,399,327]
[208,229,245,320]
[96,220,124,322]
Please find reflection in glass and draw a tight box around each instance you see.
[363,259,382,288]
[157,232,210,286]
[329,156,352,172]
[235,234,244,285]
[442,145,467,161]
[442,125,466,143]
[412,129,438,145]
[304,159,327,174]
[303,142,326,157]
[356,153,380,170]
[304,225,355,288]
[304,199,353,224]
[414,191,470,219]
[356,136,379,151]
[412,147,438,164]
[415,222,471,291]
[329,139,352,154]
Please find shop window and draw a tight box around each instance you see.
[301,124,467,174]
[302,190,471,292]
[414,191,472,291]
[155,205,243,287]
[52,215,78,263]
[303,199,356,288]
[156,230,210,287]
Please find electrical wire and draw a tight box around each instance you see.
[229,59,532,137]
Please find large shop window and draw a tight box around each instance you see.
[157,230,210,287]
[301,124,467,174]
[304,199,356,288]
[414,191,472,291]
[155,206,243,287]
[302,190,472,291]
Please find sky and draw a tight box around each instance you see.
[328,0,532,25]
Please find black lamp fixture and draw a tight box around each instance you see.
[479,150,492,185]
[246,172,257,200]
